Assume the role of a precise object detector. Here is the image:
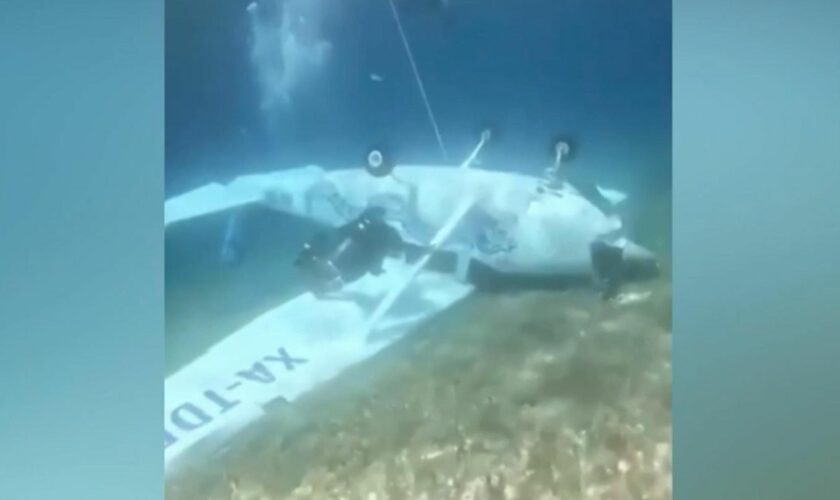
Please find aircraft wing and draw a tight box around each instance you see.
[165,182,262,226]
[164,129,494,229]
[164,258,473,469]
[164,166,327,227]
[164,187,479,469]
[164,181,480,468]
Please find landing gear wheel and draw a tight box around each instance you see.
[365,147,394,178]
[550,135,577,162]
[474,121,501,146]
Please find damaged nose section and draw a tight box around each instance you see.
[590,240,661,300]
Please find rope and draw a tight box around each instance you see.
[385,0,449,162]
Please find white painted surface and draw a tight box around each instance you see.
[164,258,472,469]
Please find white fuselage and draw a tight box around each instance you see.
[249,164,649,275]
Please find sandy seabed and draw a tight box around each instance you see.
[165,192,672,499]
[165,272,671,500]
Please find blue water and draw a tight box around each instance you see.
[165,0,671,197]
[164,3,673,491]
[164,0,672,380]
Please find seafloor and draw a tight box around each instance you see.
[165,195,672,500]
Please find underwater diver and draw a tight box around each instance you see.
[293,207,406,296]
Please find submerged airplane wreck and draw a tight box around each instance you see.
[163,130,660,469]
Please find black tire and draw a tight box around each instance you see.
[365,147,394,177]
